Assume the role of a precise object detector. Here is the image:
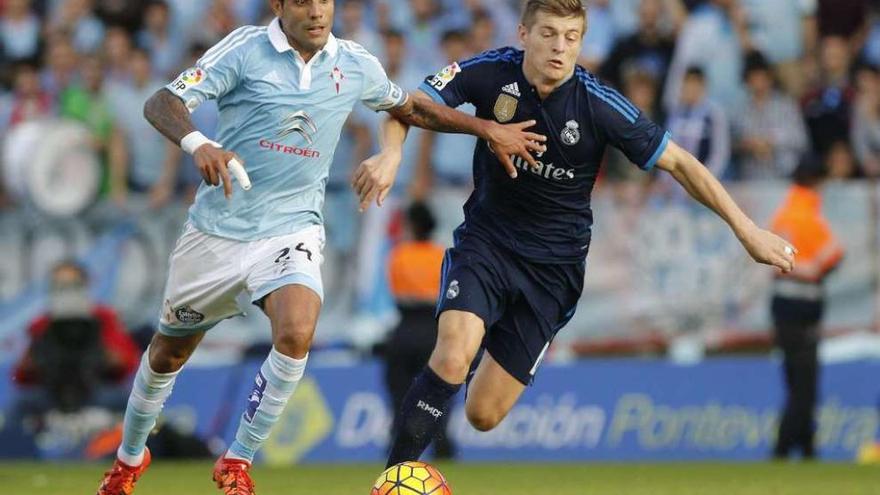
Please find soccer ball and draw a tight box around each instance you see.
[370,461,452,495]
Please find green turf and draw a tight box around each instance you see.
[0,461,877,495]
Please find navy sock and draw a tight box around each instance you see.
[386,366,461,468]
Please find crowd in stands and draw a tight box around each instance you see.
[3,0,880,211]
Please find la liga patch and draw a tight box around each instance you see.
[170,67,206,94]
[428,62,461,91]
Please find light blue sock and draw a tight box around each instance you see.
[226,347,307,462]
[117,351,180,466]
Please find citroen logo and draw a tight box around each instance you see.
[277,110,318,145]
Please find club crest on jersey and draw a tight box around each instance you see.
[277,110,318,145]
[428,62,461,91]
[330,67,344,94]
[446,280,460,300]
[561,120,580,145]
[493,94,518,123]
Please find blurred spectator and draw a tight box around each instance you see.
[824,140,859,179]
[1,0,41,64]
[412,30,476,200]
[733,52,809,180]
[605,70,662,184]
[193,0,240,47]
[338,0,383,59]
[388,0,448,74]
[93,0,148,32]
[3,63,53,131]
[817,0,868,39]
[609,0,686,39]
[600,0,676,95]
[863,6,880,69]
[578,0,615,72]
[165,0,212,41]
[852,65,880,177]
[381,201,455,460]
[10,260,139,422]
[103,26,135,84]
[769,158,844,461]
[48,0,106,55]
[663,0,751,113]
[468,8,496,55]
[137,0,185,79]
[230,0,267,25]
[666,67,730,180]
[802,36,856,157]
[59,55,124,198]
[738,0,817,98]
[462,0,518,47]
[40,34,80,100]
[105,47,181,208]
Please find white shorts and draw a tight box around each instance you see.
[158,222,325,337]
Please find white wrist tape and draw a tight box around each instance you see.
[180,131,220,155]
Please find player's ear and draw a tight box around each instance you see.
[270,0,284,16]
[517,23,528,47]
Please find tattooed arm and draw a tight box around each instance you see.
[387,91,546,176]
[143,88,242,198]
[143,89,196,143]
[351,90,549,211]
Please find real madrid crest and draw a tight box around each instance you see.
[493,94,518,123]
[561,120,580,145]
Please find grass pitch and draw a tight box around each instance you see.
[0,461,877,495]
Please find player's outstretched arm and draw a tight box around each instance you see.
[352,116,410,211]
[656,140,797,272]
[387,91,546,178]
[144,88,244,198]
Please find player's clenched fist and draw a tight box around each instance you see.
[193,144,245,199]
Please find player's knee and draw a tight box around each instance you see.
[428,351,471,384]
[464,403,502,432]
[273,315,316,358]
[148,341,191,373]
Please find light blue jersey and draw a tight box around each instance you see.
[166,18,406,240]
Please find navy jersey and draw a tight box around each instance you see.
[419,47,670,263]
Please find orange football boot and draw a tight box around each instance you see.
[212,456,256,495]
[96,448,152,495]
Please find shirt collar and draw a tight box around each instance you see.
[268,17,338,60]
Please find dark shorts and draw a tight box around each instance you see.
[435,232,584,385]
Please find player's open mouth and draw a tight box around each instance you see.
[307,26,324,36]
[549,59,564,69]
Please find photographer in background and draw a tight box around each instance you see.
[10,260,139,428]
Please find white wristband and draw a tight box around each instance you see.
[180,131,220,155]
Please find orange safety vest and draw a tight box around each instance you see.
[387,241,446,304]
[770,185,844,284]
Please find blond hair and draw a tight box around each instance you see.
[520,0,586,28]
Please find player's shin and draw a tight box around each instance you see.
[225,347,307,462]
[386,366,461,468]
[118,350,181,466]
